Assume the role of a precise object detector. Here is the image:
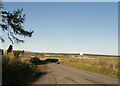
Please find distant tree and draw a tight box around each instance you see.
[0,2,34,44]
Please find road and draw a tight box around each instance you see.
[30,63,118,85]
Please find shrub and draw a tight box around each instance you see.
[2,57,35,86]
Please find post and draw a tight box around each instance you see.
[80,52,84,63]
[80,52,83,59]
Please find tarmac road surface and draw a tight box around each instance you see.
[30,63,118,85]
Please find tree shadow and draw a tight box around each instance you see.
[26,57,59,85]
[45,58,59,63]
[30,57,59,65]
[30,57,47,65]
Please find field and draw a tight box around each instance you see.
[45,54,119,78]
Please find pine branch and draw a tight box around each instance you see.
[1,8,34,44]
[0,36,5,42]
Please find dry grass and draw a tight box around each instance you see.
[60,57,119,78]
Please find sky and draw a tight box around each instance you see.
[2,0,120,2]
[1,2,118,55]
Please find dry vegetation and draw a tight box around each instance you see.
[2,51,47,85]
[60,56,119,78]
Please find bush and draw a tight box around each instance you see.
[2,57,36,86]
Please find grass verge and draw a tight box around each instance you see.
[60,57,119,78]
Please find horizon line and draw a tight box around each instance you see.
[0,48,119,56]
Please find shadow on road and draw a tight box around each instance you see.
[26,57,59,85]
[30,57,59,65]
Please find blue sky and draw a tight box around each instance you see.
[3,0,120,2]
[1,2,118,55]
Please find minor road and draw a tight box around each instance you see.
[31,63,118,85]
